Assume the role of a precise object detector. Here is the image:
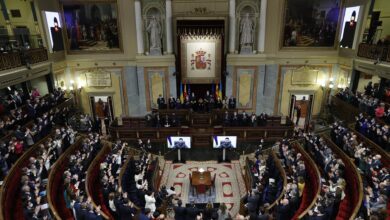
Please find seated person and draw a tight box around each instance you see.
[219,137,234,148]
[173,138,188,149]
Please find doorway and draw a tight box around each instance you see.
[289,94,314,130]
[90,95,114,120]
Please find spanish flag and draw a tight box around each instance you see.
[218,80,222,99]
[180,83,184,103]
[183,83,187,99]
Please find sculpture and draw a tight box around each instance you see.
[240,13,254,45]
[146,16,162,55]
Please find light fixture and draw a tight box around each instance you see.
[198,168,205,173]
[329,81,334,89]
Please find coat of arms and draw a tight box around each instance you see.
[190,49,212,70]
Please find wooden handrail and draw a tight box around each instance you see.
[47,137,84,220]
[0,131,55,220]
[321,135,364,220]
[292,141,322,219]
[85,141,112,220]
[266,150,288,211]
[118,148,141,211]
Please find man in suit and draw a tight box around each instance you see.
[228,96,236,109]
[231,112,239,126]
[174,200,186,220]
[185,202,199,220]
[157,94,165,109]
[118,198,136,220]
[169,96,176,109]
[250,112,257,127]
[275,199,290,220]
[139,208,152,220]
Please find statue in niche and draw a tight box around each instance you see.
[146,16,162,55]
[239,13,254,54]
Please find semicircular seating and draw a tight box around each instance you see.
[272,139,321,220]
[47,133,104,220]
[0,101,73,220]
[239,148,287,218]
[0,98,72,182]
[303,133,363,220]
[331,121,390,219]
[86,140,136,219]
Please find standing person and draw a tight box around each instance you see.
[145,191,156,213]
[174,200,186,220]
[157,94,165,109]
[228,96,236,109]
[295,105,301,126]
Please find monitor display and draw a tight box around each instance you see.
[340,6,360,49]
[167,136,191,149]
[42,11,64,52]
[213,136,237,149]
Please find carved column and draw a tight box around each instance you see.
[135,0,144,54]
[258,0,267,53]
[228,0,236,53]
[165,0,173,54]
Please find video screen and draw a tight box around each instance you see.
[213,136,237,149]
[340,6,360,49]
[167,136,191,149]
[43,11,64,52]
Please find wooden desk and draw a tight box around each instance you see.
[191,171,211,194]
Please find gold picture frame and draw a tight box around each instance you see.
[180,35,222,84]
[60,0,123,54]
[280,0,344,50]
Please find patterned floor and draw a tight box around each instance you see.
[160,161,246,216]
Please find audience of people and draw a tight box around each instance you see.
[21,126,76,219]
[304,133,347,219]
[0,87,65,138]
[0,105,71,181]
[330,122,389,219]
[63,133,104,219]
[355,114,390,151]
[273,139,305,220]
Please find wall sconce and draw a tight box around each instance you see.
[329,77,334,89]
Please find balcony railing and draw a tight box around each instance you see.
[357,43,390,62]
[0,48,48,71]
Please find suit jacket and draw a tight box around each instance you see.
[174,206,186,220]
[118,204,136,220]
[185,206,199,220]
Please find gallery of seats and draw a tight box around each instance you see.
[0,0,390,219]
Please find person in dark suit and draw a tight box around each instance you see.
[250,112,257,127]
[185,202,199,220]
[231,112,239,126]
[174,200,186,220]
[295,105,302,126]
[228,96,236,109]
[157,94,165,109]
[275,199,290,220]
[169,96,176,109]
[118,198,136,220]
[340,11,357,49]
[139,208,152,220]
[246,190,259,215]
[50,17,64,51]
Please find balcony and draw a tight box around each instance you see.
[357,43,390,62]
[0,48,48,71]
